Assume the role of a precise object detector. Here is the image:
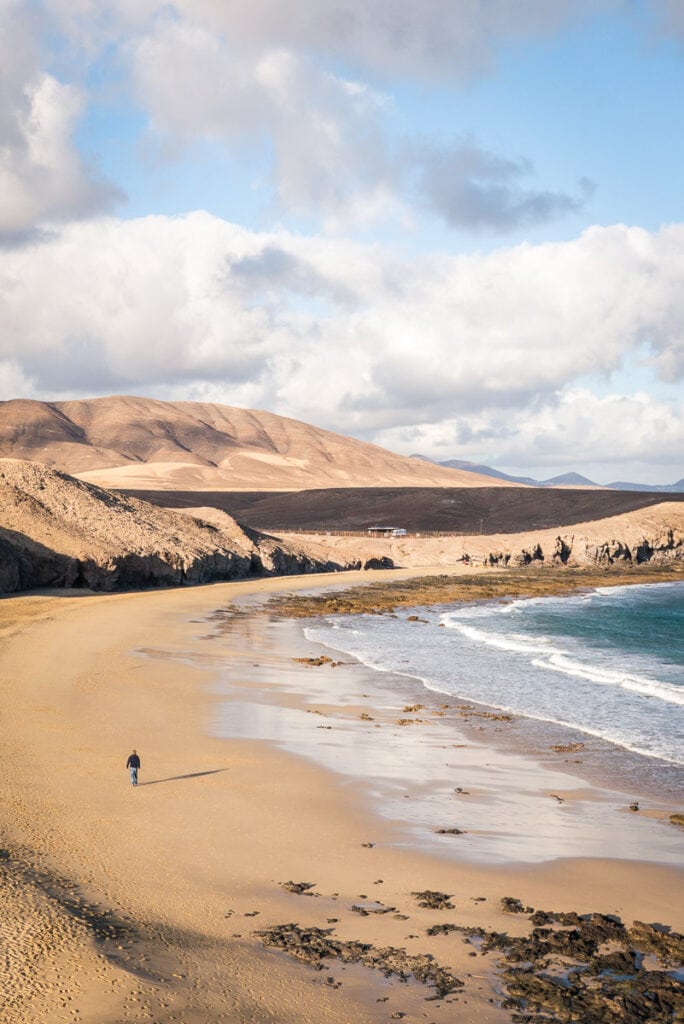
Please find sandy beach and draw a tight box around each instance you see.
[1,569,683,1024]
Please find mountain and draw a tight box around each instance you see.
[433,458,540,486]
[433,459,598,487]
[542,472,599,488]
[0,459,355,594]
[606,479,684,493]
[0,397,510,491]
[430,458,683,492]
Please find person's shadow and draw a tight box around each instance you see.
[140,769,227,787]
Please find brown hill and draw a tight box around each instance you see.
[0,396,508,491]
[0,459,354,594]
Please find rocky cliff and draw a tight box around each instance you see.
[0,459,353,594]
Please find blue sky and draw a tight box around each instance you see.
[1,0,683,483]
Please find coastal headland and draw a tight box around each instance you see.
[1,565,682,1023]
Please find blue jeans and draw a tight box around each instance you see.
[130,766,138,785]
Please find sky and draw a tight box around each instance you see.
[1,1,683,484]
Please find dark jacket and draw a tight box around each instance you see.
[126,753,141,769]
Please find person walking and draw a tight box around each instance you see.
[126,749,141,786]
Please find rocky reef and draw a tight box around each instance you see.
[256,903,684,1022]
[458,904,684,1023]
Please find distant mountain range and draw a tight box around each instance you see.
[414,457,684,493]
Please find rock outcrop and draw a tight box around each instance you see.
[274,503,684,573]
[0,459,352,594]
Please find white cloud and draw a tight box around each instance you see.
[0,2,602,235]
[172,0,615,81]
[512,391,684,468]
[126,10,589,230]
[0,1,120,241]
[376,390,684,479]
[0,213,682,481]
[131,19,401,225]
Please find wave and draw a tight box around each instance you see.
[532,652,684,706]
[446,621,566,657]
[446,580,683,622]
[304,624,684,766]
[443,612,684,707]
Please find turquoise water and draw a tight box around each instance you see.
[305,582,684,766]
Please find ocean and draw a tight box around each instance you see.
[304,581,684,769]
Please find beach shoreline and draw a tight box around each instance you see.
[1,567,683,1023]
[205,599,684,849]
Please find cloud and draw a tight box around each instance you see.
[0,213,682,457]
[127,11,589,231]
[653,0,684,41]
[510,391,684,469]
[417,145,595,230]
[374,389,684,482]
[131,20,400,225]
[0,1,121,241]
[1,2,602,235]
[171,0,615,82]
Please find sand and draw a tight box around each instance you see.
[0,569,682,1024]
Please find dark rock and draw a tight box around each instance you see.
[585,949,639,975]
[351,902,396,916]
[457,906,683,1024]
[255,923,463,999]
[412,891,455,910]
[426,924,459,936]
[628,921,684,966]
[364,557,394,570]
[634,539,654,564]
[517,544,544,566]
[593,539,633,565]
[553,536,573,564]
[486,551,511,566]
[281,881,316,895]
[504,965,684,1023]
[501,897,534,914]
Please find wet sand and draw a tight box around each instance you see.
[203,610,684,866]
[0,568,682,1023]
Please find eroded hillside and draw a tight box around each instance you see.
[0,396,507,491]
[0,459,352,593]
